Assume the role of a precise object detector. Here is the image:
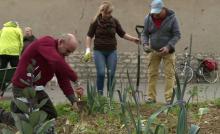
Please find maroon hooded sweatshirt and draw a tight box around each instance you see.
[12,36,78,96]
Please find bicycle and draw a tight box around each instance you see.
[175,47,219,84]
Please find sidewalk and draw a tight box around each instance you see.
[2,80,220,104]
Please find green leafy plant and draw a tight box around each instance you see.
[83,61,115,115]
[187,86,200,104]
[2,59,55,134]
[117,67,201,134]
[197,107,209,125]
[56,103,79,123]
[214,98,220,108]
[0,100,10,111]
[107,69,116,110]
[141,72,201,134]
[117,70,148,134]
[86,79,108,115]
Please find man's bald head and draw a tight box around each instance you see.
[58,33,78,56]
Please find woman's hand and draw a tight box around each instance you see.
[133,37,140,44]
[123,34,140,44]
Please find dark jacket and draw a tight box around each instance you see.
[142,9,181,53]
[22,35,37,53]
[87,15,126,51]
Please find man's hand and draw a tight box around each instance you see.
[143,44,153,53]
[159,46,169,54]
[74,86,84,97]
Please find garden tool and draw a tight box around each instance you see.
[135,25,145,103]
[135,25,154,103]
[76,94,87,112]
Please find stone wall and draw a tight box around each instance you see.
[48,52,220,86]
[1,0,220,53]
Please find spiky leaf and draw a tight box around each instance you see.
[29,111,47,127]
[176,107,187,134]
[36,119,55,134]
[11,113,22,131]
[154,124,168,134]
[1,128,14,134]
[14,99,29,113]
[27,64,34,74]
[34,72,41,82]
[35,98,48,109]
[189,124,200,134]
[145,106,170,134]
[198,108,209,116]
[22,87,36,98]
[20,79,30,86]
[21,120,33,134]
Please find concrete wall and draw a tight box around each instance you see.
[0,0,220,53]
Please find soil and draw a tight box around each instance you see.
[54,103,220,134]
[0,103,219,134]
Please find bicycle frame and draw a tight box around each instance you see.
[176,47,219,83]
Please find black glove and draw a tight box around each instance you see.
[66,94,77,105]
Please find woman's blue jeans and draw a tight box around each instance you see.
[94,50,117,95]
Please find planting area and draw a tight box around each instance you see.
[0,98,220,134]
[0,69,220,134]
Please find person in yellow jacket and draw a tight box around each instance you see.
[0,21,23,69]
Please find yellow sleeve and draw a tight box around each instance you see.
[16,27,23,55]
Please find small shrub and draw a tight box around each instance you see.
[214,98,220,108]
[0,100,10,111]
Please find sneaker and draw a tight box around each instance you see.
[144,98,156,104]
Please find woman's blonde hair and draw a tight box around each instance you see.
[93,1,114,22]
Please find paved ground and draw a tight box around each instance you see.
[2,80,220,104]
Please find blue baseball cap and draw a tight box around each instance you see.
[150,0,164,14]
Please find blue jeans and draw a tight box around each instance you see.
[94,50,117,95]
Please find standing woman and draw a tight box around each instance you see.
[84,1,139,95]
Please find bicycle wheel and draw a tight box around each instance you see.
[175,64,194,84]
[202,67,219,83]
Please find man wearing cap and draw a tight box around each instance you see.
[142,0,181,104]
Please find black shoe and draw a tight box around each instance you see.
[144,98,156,104]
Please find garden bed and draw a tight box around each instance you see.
[0,99,220,134]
